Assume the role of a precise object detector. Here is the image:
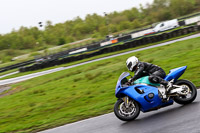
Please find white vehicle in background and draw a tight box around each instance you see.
[153,19,179,32]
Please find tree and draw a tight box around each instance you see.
[169,0,196,17]
[99,25,109,36]
[119,21,132,30]
[122,8,140,21]
[111,16,128,24]
[58,37,66,45]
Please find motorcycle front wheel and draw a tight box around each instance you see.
[173,79,197,104]
[114,98,140,121]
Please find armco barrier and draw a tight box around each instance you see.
[178,12,200,21]
[118,35,132,42]
[86,42,100,50]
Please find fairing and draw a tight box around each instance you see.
[116,84,173,112]
[164,66,187,81]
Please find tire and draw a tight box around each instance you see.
[114,98,140,121]
[173,79,197,105]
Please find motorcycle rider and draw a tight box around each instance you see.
[126,56,172,90]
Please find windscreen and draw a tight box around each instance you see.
[118,72,130,82]
[115,72,131,95]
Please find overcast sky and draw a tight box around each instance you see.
[0,0,154,34]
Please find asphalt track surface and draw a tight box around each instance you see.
[40,90,200,133]
[1,33,200,86]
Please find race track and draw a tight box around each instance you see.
[40,90,200,133]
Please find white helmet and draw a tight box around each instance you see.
[126,56,139,72]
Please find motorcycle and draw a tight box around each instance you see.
[114,66,197,121]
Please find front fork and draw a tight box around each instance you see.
[122,96,130,108]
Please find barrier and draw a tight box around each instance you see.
[118,35,132,42]
[20,25,200,73]
[185,16,200,25]
[87,42,100,50]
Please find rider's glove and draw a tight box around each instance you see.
[128,78,133,83]
[125,78,133,86]
[125,82,131,85]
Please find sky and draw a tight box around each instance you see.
[0,0,154,34]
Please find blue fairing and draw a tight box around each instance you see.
[164,66,187,81]
[116,84,173,112]
[118,85,161,111]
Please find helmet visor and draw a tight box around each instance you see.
[127,62,132,71]
[132,65,137,72]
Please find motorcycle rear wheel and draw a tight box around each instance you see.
[173,79,197,104]
[114,98,140,121]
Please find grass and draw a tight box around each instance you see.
[1,31,199,80]
[0,68,18,77]
[0,36,200,132]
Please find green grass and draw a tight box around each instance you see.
[1,31,199,80]
[0,36,200,132]
[0,69,18,77]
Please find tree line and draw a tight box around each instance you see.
[0,0,200,51]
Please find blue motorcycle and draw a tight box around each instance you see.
[114,66,197,121]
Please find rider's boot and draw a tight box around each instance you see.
[160,80,173,93]
[166,82,173,92]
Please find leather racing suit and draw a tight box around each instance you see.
[130,62,168,86]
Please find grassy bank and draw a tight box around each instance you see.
[0,37,200,132]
